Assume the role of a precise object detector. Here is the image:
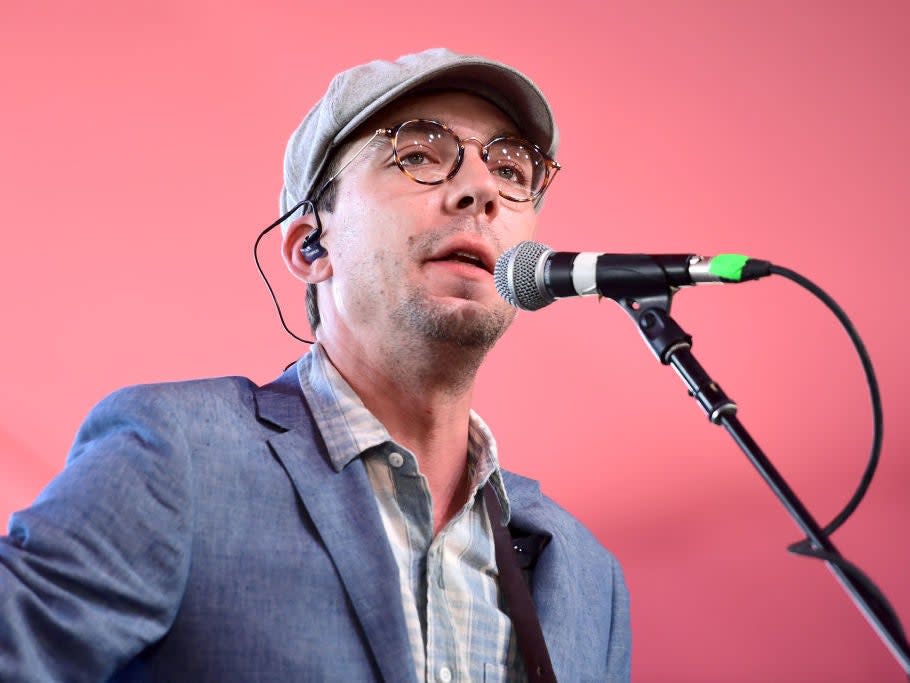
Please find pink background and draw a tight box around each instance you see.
[2,2,908,681]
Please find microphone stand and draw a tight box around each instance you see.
[619,290,910,677]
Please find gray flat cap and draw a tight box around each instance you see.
[280,47,558,217]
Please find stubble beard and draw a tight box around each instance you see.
[392,281,516,352]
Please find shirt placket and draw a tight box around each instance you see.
[386,446,461,683]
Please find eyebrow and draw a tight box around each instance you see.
[449,124,524,141]
[488,127,523,140]
[383,117,524,140]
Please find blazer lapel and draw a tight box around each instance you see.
[255,368,416,683]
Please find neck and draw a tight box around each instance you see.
[319,327,489,533]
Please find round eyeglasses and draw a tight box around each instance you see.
[318,119,561,204]
[384,119,560,202]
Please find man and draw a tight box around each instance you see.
[0,49,630,681]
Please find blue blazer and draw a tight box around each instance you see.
[0,365,630,682]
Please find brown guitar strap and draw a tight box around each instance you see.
[484,485,558,683]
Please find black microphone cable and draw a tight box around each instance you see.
[768,265,906,655]
[768,265,882,541]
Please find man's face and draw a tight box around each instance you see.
[318,91,540,353]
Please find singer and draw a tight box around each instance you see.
[0,49,630,681]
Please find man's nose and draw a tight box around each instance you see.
[443,140,500,218]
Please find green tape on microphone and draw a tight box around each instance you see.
[709,254,750,282]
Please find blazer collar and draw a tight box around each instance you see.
[254,364,417,683]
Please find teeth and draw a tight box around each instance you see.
[451,251,483,265]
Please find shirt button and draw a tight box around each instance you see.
[388,451,404,468]
[439,666,452,683]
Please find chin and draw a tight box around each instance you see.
[394,294,516,350]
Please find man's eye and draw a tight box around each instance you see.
[402,152,427,166]
[397,144,440,167]
[493,164,527,185]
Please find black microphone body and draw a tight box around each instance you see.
[543,251,696,301]
[495,241,771,311]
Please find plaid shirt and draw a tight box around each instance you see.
[298,343,524,683]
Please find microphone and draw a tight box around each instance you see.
[494,240,772,311]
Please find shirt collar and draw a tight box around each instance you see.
[296,343,511,522]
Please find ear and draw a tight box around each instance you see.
[281,215,333,283]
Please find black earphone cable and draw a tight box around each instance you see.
[252,198,317,345]
[254,180,336,349]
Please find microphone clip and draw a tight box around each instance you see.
[614,290,691,365]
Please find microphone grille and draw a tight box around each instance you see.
[494,240,554,311]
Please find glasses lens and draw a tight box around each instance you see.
[393,121,460,184]
[486,139,548,200]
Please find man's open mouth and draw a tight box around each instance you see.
[441,251,490,271]
[429,245,495,274]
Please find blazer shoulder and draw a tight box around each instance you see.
[93,375,260,412]
[70,376,265,457]
[92,375,263,421]
[502,469,617,566]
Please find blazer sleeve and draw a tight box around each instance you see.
[0,385,193,682]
